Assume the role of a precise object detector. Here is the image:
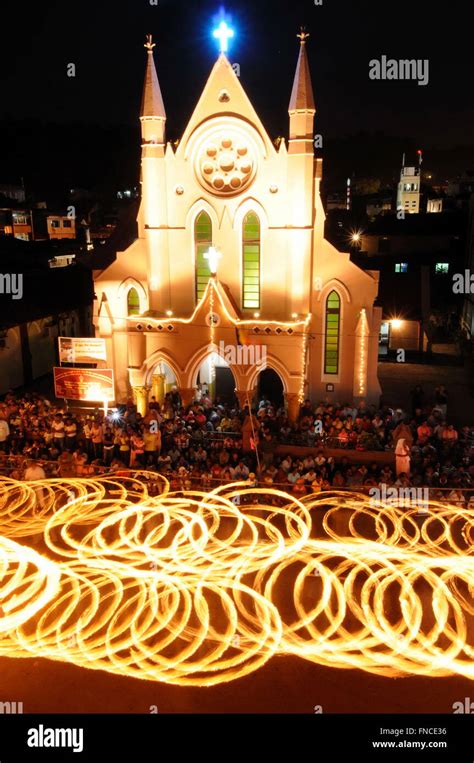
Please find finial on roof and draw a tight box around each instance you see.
[289,27,315,113]
[297,27,310,44]
[144,34,155,52]
[140,33,166,119]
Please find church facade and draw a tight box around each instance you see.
[94,33,382,421]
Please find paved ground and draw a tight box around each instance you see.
[1,508,471,716]
[0,653,470,714]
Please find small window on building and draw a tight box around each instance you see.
[195,211,212,301]
[127,287,140,316]
[63,219,72,228]
[435,263,449,274]
[51,220,60,228]
[395,263,408,273]
[324,290,341,375]
[242,212,261,309]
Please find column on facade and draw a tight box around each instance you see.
[151,374,166,405]
[285,392,300,424]
[132,386,150,417]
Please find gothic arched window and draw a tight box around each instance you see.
[242,212,261,309]
[127,287,140,316]
[195,211,212,301]
[324,290,341,375]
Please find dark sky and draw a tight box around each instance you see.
[0,0,472,194]
[0,0,472,141]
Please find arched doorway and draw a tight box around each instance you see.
[255,368,284,409]
[196,353,236,405]
[150,361,178,406]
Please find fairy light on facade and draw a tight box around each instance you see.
[209,279,216,382]
[357,308,369,397]
[128,278,310,413]
[128,278,309,332]
[298,315,311,403]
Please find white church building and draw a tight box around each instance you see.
[94,29,382,420]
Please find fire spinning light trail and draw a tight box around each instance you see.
[0,474,473,685]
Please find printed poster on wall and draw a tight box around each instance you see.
[54,368,115,402]
[58,337,107,365]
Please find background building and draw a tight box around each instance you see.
[353,213,466,356]
[47,214,76,240]
[397,161,421,215]
[0,236,93,394]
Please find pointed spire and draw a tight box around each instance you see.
[289,28,316,113]
[141,34,166,118]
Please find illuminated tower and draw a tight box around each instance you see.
[397,153,421,214]
[287,29,317,313]
[139,35,168,311]
[288,29,316,150]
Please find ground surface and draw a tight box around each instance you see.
[2,363,472,714]
[0,652,470,714]
[1,497,472,715]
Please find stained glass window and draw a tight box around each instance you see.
[243,212,260,309]
[127,288,140,316]
[325,290,340,375]
[195,211,212,301]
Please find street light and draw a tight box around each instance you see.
[348,229,364,250]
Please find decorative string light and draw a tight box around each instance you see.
[298,314,311,403]
[126,279,312,396]
[127,278,309,331]
[357,308,369,397]
[209,279,216,384]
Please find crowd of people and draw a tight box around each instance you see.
[0,383,473,505]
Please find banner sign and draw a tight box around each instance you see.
[59,337,107,365]
[54,368,115,402]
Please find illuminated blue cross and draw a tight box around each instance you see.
[213,21,234,54]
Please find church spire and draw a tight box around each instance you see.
[289,28,316,145]
[140,34,166,119]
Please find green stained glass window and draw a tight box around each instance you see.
[195,212,212,301]
[127,288,140,317]
[243,212,260,309]
[324,290,340,375]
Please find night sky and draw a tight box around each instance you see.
[0,0,472,194]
